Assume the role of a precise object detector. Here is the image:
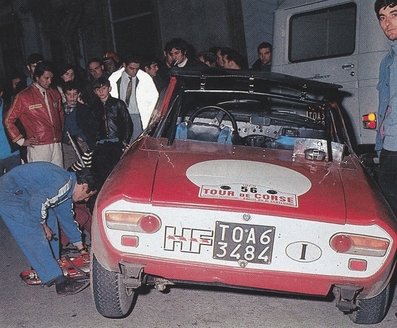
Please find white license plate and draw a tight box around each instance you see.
[213,221,275,264]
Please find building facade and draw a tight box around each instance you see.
[0,0,279,87]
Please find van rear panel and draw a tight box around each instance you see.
[272,0,389,147]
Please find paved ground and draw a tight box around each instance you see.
[1,218,396,328]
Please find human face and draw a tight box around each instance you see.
[61,68,75,82]
[145,63,158,77]
[36,71,53,89]
[216,49,224,67]
[259,47,272,65]
[379,5,397,41]
[104,59,117,74]
[169,48,186,65]
[64,89,79,106]
[94,84,111,102]
[88,62,104,79]
[27,61,41,75]
[222,54,234,69]
[11,77,21,91]
[72,183,97,203]
[164,51,174,67]
[198,56,211,67]
[125,62,140,78]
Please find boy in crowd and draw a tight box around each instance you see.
[62,81,97,169]
[91,76,132,186]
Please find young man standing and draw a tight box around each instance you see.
[91,76,132,186]
[251,42,272,72]
[375,0,397,216]
[0,163,97,295]
[108,55,159,141]
[61,81,97,169]
[5,61,64,167]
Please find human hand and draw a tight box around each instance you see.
[122,141,131,152]
[43,223,55,241]
[23,136,39,147]
[77,244,89,254]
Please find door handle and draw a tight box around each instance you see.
[342,63,355,70]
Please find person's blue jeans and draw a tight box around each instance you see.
[378,149,397,218]
[0,182,63,284]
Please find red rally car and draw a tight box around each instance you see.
[91,69,397,324]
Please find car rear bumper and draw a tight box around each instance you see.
[93,246,396,298]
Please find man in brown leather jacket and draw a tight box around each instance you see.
[5,61,64,167]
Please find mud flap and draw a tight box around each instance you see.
[333,285,363,312]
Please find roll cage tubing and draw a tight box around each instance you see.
[154,74,342,147]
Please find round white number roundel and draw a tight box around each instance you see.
[186,160,312,196]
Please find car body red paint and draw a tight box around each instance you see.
[91,69,397,323]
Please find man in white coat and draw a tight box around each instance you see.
[108,55,159,142]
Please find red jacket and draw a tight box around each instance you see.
[5,85,63,145]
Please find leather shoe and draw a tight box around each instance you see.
[55,276,89,296]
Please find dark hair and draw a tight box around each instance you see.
[58,63,74,77]
[33,61,54,80]
[26,53,44,65]
[221,47,246,68]
[87,57,103,67]
[92,76,110,89]
[375,0,397,18]
[75,167,98,192]
[164,38,190,54]
[197,51,217,66]
[62,80,81,93]
[141,56,159,69]
[257,42,272,53]
[103,51,120,64]
[209,46,223,55]
[124,55,141,66]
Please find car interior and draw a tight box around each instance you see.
[153,77,350,162]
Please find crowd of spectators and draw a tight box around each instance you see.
[0,38,271,294]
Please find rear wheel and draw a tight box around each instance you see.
[348,283,391,324]
[91,255,135,318]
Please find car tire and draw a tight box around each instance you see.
[91,254,135,318]
[348,283,390,324]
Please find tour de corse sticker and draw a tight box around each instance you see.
[186,160,312,208]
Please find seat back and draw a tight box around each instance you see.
[175,122,232,144]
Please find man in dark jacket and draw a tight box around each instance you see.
[164,38,207,70]
[91,76,133,186]
[251,42,272,72]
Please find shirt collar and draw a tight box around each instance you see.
[34,82,47,95]
[177,57,188,68]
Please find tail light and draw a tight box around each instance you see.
[105,211,161,233]
[330,233,389,257]
[362,113,377,129]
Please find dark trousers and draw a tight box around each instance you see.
[378,149,397,217]
[93,141,123,188]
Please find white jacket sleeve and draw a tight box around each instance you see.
[136,70,159,129]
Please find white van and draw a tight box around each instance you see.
[272,0,389,150]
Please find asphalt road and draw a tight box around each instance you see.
[1,218,396,328]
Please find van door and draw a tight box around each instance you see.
[272,0,388,148]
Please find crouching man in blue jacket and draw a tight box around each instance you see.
[0,162,97,295]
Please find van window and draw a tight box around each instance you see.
[289,3,356,62]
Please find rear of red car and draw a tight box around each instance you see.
[91,70,397,324]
